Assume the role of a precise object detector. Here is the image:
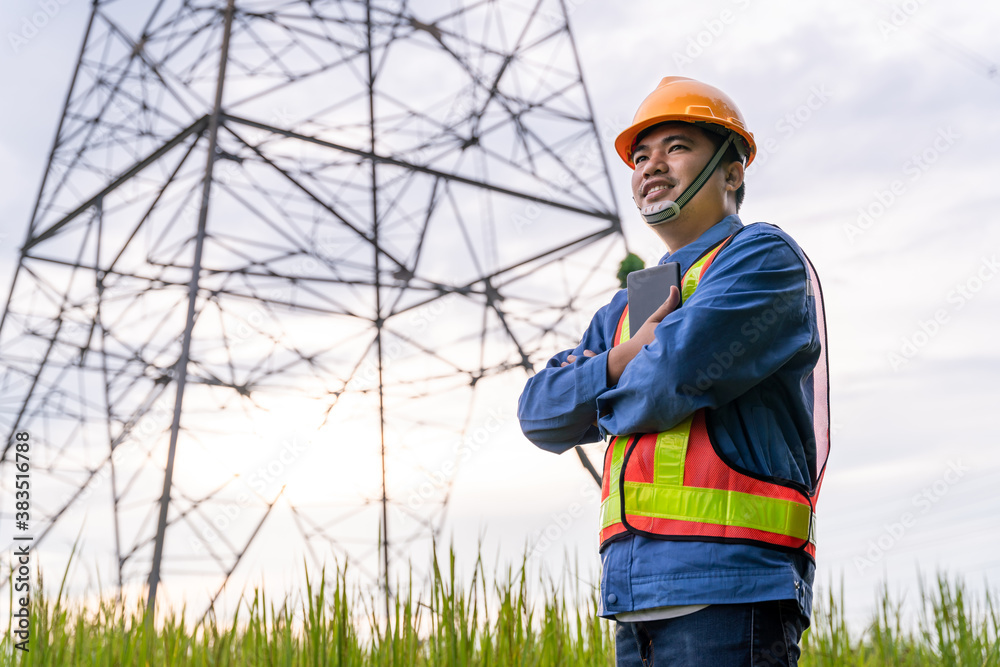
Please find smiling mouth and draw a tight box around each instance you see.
[643,183,675,198]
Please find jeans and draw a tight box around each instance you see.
[614,599,806,666]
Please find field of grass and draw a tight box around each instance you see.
[2,545,997,665]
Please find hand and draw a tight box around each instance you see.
[606,285,680,386]
[561,349,597,367]
[630,285,681,349]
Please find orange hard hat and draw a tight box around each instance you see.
[614,76,756,169]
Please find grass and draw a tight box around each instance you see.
[1,545,997,665]
[803,575,999,666]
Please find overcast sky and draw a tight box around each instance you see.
[1,0,999,629]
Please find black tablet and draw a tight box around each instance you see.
[626,262,681,336]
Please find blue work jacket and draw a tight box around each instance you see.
[517,214,822,623]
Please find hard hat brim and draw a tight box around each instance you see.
[615,115,756,169]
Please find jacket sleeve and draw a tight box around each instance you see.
[596,230,816,437]
[516,293,624,454]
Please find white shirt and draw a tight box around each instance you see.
[614,604,710,622]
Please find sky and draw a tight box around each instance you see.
[1,0,999,632]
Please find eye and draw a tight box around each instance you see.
[634,154,648,163]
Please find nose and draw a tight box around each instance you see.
[639,148,668,178]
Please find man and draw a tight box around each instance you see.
[517,76,829,665]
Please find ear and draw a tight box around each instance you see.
[723,160,744,192]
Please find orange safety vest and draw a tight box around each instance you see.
[599,234,829,559]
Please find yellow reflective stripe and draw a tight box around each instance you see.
[622,482,813,541]
[619,313,630,344]
[601,490,816,545]
[599,495,619,530]
[681,253,710,303]
[604,490,816,543]
[600,435,628,530]
[653,417,691,486]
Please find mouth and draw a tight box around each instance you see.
[642,182,676,199]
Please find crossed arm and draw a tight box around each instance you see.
[563,285,681,385]
[517,231,814,453]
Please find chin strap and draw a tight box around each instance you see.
[640,133,736,226]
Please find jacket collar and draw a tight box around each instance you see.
[658,214,744,277]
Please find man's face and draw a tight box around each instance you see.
[629,122,717,212]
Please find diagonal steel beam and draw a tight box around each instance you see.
[223,114,618,221]
[146,0,236,619]
[23,116,209,252]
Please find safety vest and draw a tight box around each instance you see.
[599,233,829,559]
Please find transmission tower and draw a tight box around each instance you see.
[0,0,623,619]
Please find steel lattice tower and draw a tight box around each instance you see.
[0,0,623,618]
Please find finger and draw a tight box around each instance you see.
[583,349,597,357]
[661,284,680,309]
